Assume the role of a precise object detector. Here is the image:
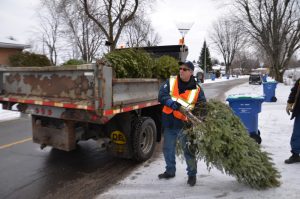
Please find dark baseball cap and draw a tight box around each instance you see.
[179,61,194,71]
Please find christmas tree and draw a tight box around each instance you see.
[177,100,281,189]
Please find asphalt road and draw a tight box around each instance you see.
[0,78,247,199]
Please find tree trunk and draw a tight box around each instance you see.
[272,62,284,83]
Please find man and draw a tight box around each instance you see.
[158,61,206,186]
[285,78,300,164]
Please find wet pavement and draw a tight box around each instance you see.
[0,78,247,199]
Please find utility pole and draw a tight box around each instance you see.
[42,35,45,55]
[204,41,206,78]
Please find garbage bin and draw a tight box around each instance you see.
[211,73,216,81]
[226,95,264,144]
[263,81,277,102]
[262,74,267,82]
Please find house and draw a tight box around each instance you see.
[251,67,269,75]
[212,64,226,75]
[0,38,30,66]
[283,67,300,85]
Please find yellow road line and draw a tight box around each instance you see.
[0,137,32,149]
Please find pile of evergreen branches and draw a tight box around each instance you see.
[177,100,281,189]
[104,49,179,78]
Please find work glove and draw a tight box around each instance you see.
[286,103,294,115]
[165,99,181,110]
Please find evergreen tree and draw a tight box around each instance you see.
[197,41,212,72]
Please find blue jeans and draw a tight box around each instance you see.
[163,128,197,177]
[291,116,300,153]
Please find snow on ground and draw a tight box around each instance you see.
[97,79,300,199]
[0,104,20,122]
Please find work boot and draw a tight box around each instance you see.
[187,176,196,186]
[284,153,300,164]
[158,172,175,179]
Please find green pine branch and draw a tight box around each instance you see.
[177,100,281,189]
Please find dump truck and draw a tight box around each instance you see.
[0,59,163,162]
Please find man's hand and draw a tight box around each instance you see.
[171,101,181,110]
[165,99,181,110]
[286,103,293,115]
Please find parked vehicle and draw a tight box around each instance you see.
[0,60,162,162]
[249,73,262,85]
[193,65,204,83]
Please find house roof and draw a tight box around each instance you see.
[0,38,30,49]
[212,64,225,70]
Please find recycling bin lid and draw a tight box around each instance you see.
[263,80,277,84]
[226,94,265,101]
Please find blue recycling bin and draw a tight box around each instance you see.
[226,95,264,144]
[211,74,216,81]
[262,74,267,82]
[226,74,230,79]
[263,81,277,102]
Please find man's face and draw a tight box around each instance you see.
[179,64,193,82]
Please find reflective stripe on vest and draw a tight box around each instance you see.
[169,76,199,110]
[163,76,200,121]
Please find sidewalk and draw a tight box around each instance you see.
[97,82,299,199]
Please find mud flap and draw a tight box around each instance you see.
[105,112,135,159]
[32,115,76,151]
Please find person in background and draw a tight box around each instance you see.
[158,61,206,186]
[285,78,300,164]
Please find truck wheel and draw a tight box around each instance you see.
[132,117,157,162]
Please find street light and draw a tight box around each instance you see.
[176,22,193,62]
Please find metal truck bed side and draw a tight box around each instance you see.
[0,63,161,122]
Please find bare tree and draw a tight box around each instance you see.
[210,18,245,74]
[60,0,104,62]
[235,0,300,82]
[146,29,161,47]
[38,0,62,65]
[80,0,139,52]
[232,50,260,74]
[123,17,148,47]
[123,16,161,47]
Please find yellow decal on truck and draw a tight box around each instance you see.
[111,131,126,144]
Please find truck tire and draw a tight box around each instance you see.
[132,117,157,162]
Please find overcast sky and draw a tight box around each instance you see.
[0,0,40,40]
[0,0,226,62]
[150,0,226,61]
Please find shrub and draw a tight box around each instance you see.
[9,52,51,67]
[215,70,221,78]
[105,49,153,78]
[105,49,180,79]
[152,55,179,79]
[62,59,86,66]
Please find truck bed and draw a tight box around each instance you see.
[0,63,161,118]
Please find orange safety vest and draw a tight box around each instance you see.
[162,76,200,121]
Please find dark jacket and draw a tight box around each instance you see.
[158,75,206,129]
[288,78,300,119]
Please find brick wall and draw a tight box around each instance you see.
[0,48,22,66]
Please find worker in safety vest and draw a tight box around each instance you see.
[158,61,206,186]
